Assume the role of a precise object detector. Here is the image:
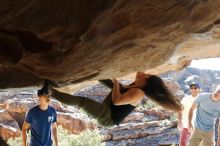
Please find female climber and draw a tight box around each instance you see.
[38,72,182,127]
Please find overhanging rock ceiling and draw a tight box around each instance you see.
[1,0,220,89]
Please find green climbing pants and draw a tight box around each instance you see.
[51,80,121,127]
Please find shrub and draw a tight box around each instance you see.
[7,132,30,146]
[169,114,177,121]
[58,126,104,146]
[137,100,158,110]
[7,126,103,146]
[7,136,22,146]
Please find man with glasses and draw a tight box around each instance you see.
[188,85,220,146]
[178,83,200,146]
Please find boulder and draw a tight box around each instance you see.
[105,127,179,146]
[122,112,144,123]
[0,124,21,140]
[137,108,174,121]
[57,112,97,134]
[0,110,21,140]
[103,120,178,146]
[0,92,14,105]
[5,98,37,113]
[0,110,19,129]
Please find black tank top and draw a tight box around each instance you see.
[110,87,137,125]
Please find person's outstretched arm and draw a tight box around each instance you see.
[22,121,30,146]
[52,122,58,146]
[177,111,183,130]
[188,103,197,132]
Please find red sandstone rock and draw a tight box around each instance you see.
[57,112,97,134]
[0,124,21,140]
[0,110,19,129]
[122,112,144,123]
[1,1,220,89]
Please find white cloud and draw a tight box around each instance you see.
[189,58,220,70]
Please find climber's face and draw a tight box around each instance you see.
[135,72,151,87]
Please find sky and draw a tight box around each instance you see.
[189,58,220,70]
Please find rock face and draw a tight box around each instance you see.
[0,110,21,140]
[0,110,20,129]
[57,112,96,134]
[1,1,220,89]
[100,107,178,146]
[122,112,145,123]
[103,121,179,146]
[0,124,21,140]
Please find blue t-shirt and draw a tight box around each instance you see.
[25,105,57,146]
[194,93,220,131]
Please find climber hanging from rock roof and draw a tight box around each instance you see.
[38,72,183,127]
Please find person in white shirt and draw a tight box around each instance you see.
[177,82,200,146]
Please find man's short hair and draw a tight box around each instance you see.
[190,82,200,89]
[37,88,50,97]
